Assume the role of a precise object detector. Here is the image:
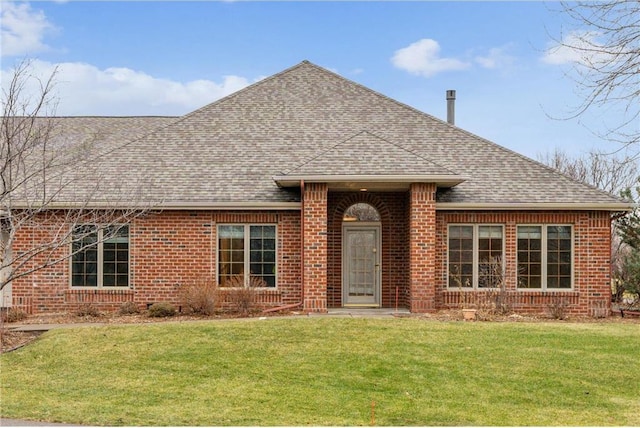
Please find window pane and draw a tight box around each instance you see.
[249,226,277,288]
[343,203,381,222]
[448,226,473,288]
[517,226,542,290]
[478,226,503,288]
[102,226,129,287]
[547,225,572,289]
[71,225,99,287]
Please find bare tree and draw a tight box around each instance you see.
[537,148,638,195]
[1,60,155,296]
[551,1,640,151]
[538,147,639,303]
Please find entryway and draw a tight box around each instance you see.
[343,226,381,306]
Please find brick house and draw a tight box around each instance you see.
[5,61,630,316]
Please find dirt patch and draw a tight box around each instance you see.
[1,331,43,353]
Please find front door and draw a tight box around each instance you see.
[343,226,381,307]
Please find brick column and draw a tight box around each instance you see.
[303,182,328,313]
[409,183,436,312]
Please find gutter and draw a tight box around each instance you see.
[436,202,632,211]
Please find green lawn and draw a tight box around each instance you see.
[1,318,639,426]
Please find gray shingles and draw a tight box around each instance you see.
[41,61,627,207]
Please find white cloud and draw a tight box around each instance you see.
[474,45,515,69]
[391,38,470,77]
[1,60,252,116]
[541,31,607,66]
[1,1,55,57]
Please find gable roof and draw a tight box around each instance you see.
[38,61,628,211]
[274,130,465,189]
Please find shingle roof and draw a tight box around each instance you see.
[41,61,628,209]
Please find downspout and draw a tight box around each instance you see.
[262,179,305,313]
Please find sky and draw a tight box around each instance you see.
[0,0,628,159]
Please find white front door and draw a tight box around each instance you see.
[343,226,381,307]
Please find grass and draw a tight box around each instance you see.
[1,318,639,426]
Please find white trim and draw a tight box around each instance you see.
[273,174,466,188]
[15,201,301,210]
[437,202,631,211]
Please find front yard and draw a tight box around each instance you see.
[1,317,639,426]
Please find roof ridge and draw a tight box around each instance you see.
[158,61,313,129]
[281,129,353,175]
[369,130,459,176]
[282,129,460,177]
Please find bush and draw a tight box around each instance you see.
[118,302,140,315]
[224,275,264,315]
[618,250,640,307]
[547,296,569,320]
[75,304,101,317]
[179,278,219,315]
[2,308,28,323]
[148,302,176,318]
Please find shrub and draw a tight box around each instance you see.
[148,302,176,318]
[179,277,219,315]
[75,304,101,318]
[547,296,569,320]
[2,308,28,323]
[224,275,264,315]
[118,302,140,315]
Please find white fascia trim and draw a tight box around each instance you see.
[161,201,301,210]
[12,201,302,211]
[436,202,632,212]
[273,174,467,187]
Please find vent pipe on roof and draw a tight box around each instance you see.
[446,90,456,125]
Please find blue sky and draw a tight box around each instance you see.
[0,1,623,159]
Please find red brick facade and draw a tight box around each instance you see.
[10,194,613,317]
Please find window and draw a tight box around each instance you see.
[218,225,276,288]
[343,203,381,222]
[517,225,572,289]
[448,225,504,288]
[71,225,129,287]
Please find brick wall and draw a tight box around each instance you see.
[435,211,612,316]
[409,183,437,312]
[10,206,613,317]
[302,183,328,312]
[11,210,301,314]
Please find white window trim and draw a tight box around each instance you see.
[69,225,130,289]
[516,224,574,291]
[447,224,505,290]
[216,224,278,289]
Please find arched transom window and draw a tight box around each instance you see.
[343,203,381,222]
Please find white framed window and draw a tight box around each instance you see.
[71,225,129,288]
[517,225,573,290]
[217,225,276,288]
[448,224,504,289]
